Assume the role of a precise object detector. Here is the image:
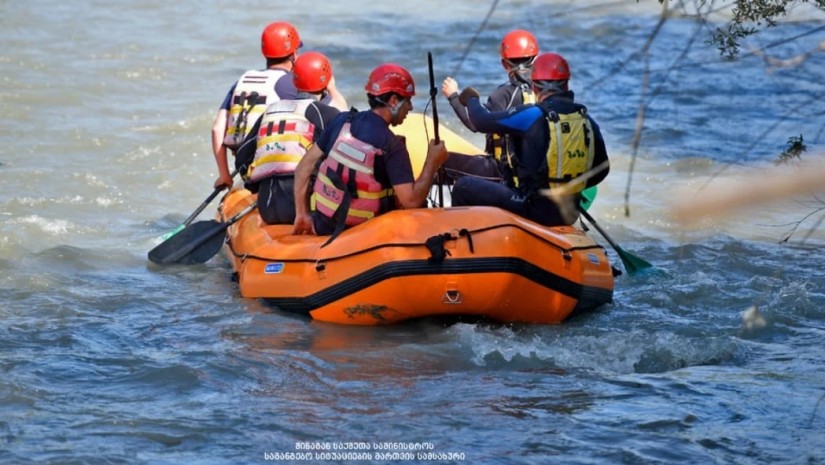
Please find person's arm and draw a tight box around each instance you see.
[441,77,477,132]
[325,75,349,112]
[292,144,325,235]
[393,140,448,208]
[211,108,233,189]
[461,88,541,135]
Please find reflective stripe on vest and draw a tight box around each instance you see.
[223,69,285,150]
[246,99,314,182]
[312,122,393,227]
[545,108,595,194]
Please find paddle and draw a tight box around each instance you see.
[578,209,652,274]
[147,202,257,265]
[580,186,597,211]
[427,51,444,207]
[158,169,239,241]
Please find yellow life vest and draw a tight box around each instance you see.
[545,108,595,194]
[522,87,537,105]
[246,99,314,182]
[223,69,285,150]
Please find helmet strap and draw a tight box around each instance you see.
[389,98,407,124]
[534,81,568,101]
[511,68,532,85]
[503,57,535,85]
[374,95,407,124]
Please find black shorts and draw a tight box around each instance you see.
[256,175,295,225]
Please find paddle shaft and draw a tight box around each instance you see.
[159,169,239,242]
[578,209,620,251]
[160,202,256,264]
[579,208,652,274]
[427,51,444,207]
[184,168,239,225]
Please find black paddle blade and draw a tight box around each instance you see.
[147,220,227,265]
[174,227,227,265]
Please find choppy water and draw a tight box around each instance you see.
[2,1,824,464]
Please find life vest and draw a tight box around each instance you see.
[223,69,286,150]
[487,86,536,188]
[489,85,536,160]
[312,120,394,228]
[521,87,537,105]
[543,107,595,194]
[245,99,315,182]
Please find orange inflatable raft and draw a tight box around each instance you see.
[217,112,615,325]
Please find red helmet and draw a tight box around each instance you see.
[293,51,332,92]
[531,52,571,81]
[500,29,539,60]
[261,21,301,59]
[365,63,415,98]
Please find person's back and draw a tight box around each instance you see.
[439,29,539,185]
[292,63,448,240]
[450,52,610,227]
[234,51,344,225]
[485,29,539,161]
[210,21,304,192]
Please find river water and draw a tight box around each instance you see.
[2,1,824,464]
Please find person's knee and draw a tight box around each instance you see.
[450,177,474,206]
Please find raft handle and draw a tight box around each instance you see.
[442,290,463,304]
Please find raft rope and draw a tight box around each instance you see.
[227,222,588,265]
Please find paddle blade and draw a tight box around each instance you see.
[577,208,652,275]
[579,186,598,211]
[158,224,185,242]
[615,245,653,274]
[180,232,227,264]
[147,220,227,265]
